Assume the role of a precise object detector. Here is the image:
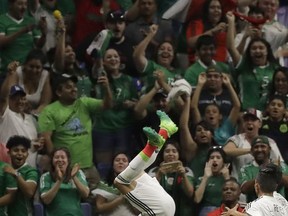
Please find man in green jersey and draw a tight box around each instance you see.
[239,135,288,202]
[39,73,112,193]
[0,160,17,216]
[4,135,38,216]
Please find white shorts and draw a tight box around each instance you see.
[125,173,176,216]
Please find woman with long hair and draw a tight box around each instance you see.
[226,11,280,111]
[40,147,89,216]
[93,152,136,215]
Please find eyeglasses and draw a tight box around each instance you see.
[209,145,223,150]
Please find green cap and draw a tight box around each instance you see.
[251,135,270,147]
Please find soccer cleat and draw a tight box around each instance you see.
[143,127,165,147]
[156,110,178,137]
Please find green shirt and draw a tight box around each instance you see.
[238,161,288,202]
[184,60,229,87]
[196,175,226,207]
[8,163,38,216]
[188,145,210,179]
[150,166,195,216]
[0,161,17,216]
[235,57,279,111]
[142,60,177,93]
[40,170,88,216]
[0,14,40,74]
[94,74,138,131]
[38,97,103,168]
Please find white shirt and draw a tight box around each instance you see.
[226,133,283,180]
[245,192,288,216]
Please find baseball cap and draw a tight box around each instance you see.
[206,65,222,74]
[251,135,270,147]
[9,85,26,97]
[243,108,262,121]
[154,89,168,99]
[53,74,78,89]
[106,10,125,23]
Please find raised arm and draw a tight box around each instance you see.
[222,74,241,125]
[133,24,158,72]
[53,18,66,72]
[223,141,251,157]
[187,22,227,50]
[124,0,140,21]
[226,12,241,66]
[0,61,19,116]
[134,81,159,120]
[190,72,206,125]
[194,162,212,203]
[179,95,198,162]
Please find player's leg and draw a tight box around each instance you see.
[114,111,178,190]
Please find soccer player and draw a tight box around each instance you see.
[222,163,288,216]
[114,110,178,216]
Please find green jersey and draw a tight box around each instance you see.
[38,97,103,168]
[0,161,17,216]
[40,170,88,216]
[196,175,226,207]
[0,14,40,74]
[184,60,229,87]
[8,163,38,216]
[188,145,210,179]
[234,57,279,111]
[94,74,138,131]
[239,161,288,202]
[142,60,176,93]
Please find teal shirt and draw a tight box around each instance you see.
[239,161,288,202]
[40,170,88,216]
[0,162,17,216]
[8,163,38,216]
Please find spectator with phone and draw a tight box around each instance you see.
[194,146,231,216]
[148,140,194,216]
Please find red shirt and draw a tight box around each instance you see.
[186,0,237,21]
[72,0,120,48]
[207,204,244,216]
[186,19,227,63]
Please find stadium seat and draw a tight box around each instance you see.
[34,202,45,216]
[81,202,92,216]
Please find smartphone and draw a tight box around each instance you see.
[161,161,182,173]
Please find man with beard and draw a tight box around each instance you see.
[184,35,230,88]
[207,177,244,216]
[224,108,282,180]
[238,135,288,202]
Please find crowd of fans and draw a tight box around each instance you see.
[1,0,288,215]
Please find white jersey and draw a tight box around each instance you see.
[245,192,288,216]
